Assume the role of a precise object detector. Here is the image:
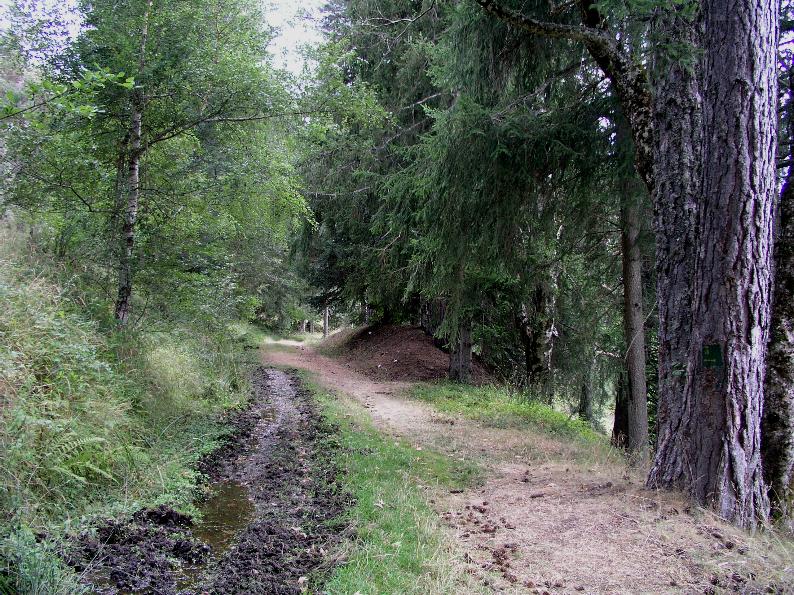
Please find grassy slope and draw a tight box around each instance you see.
[411,381,605,442]
[306,379,483,594]
[0,238,262,593]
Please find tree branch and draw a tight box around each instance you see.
[474,0,613,47]
[474,0,655,194]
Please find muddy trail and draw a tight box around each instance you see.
[66,368,348,595]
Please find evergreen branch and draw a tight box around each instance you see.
[473,0,613,48]
[474,0,656,193]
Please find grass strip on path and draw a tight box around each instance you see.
[411,381,604,442]
[304,379,484,595]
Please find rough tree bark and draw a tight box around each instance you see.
[646,4,703,489]
[655,0,778,527]
[763,66,794,513]
[474,0,779,527]
[323,306,330,338]
[616,113,650,462]
[114,0,152,323]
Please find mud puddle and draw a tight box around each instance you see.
[192,481,255,555]
[66,368,349,594]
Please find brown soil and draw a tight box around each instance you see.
[262,333,794,595]
[323,324,490,383]
[66,368,348,595]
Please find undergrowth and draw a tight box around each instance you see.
[0,230,257,593]
[309,381,483,594]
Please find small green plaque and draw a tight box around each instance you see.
[702,344,724,368]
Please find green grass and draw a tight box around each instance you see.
[0,233,256,593]
[410,381,605,444]
[309,383,483,594]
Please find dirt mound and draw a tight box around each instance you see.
[328,324,489,383]
[66,505,210,594]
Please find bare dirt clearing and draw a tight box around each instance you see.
[262,334,794,594]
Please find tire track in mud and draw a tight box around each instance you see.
[68,367,348,595]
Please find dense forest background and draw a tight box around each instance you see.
[1,0,792,591]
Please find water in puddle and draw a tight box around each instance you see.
[193,480,255,554]
[176,481,255,591]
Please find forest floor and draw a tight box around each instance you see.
[262,330,794,595]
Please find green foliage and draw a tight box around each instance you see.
[296,1,653,427]
[0,227,254,586]
[0,67,131,119]
[2,0,310,333]
[0,527,87,595]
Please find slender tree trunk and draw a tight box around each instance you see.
[449,322,473,383]
[420,298,448,349]
[615,112,650,462]
[517,277,559,399]
[612,372,629,448]
[578,355,595,424]
[323,306,330,337]
[109,134,129,240]
[114,0,152,324]
[763,80,794,514]
[653,0,778,527]
[622,196,649,462]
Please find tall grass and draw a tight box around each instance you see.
[0,225,253,592]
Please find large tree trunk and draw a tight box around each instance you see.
[621,196,649,462]
[114,0,152,324]
[763,105,794,515]
[653,0,779,527]
[323,306,330,337]
[449,322,473,383]
[647,5,703,488]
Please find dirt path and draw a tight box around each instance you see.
[68,367,346,595]
[262,341,793,594]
